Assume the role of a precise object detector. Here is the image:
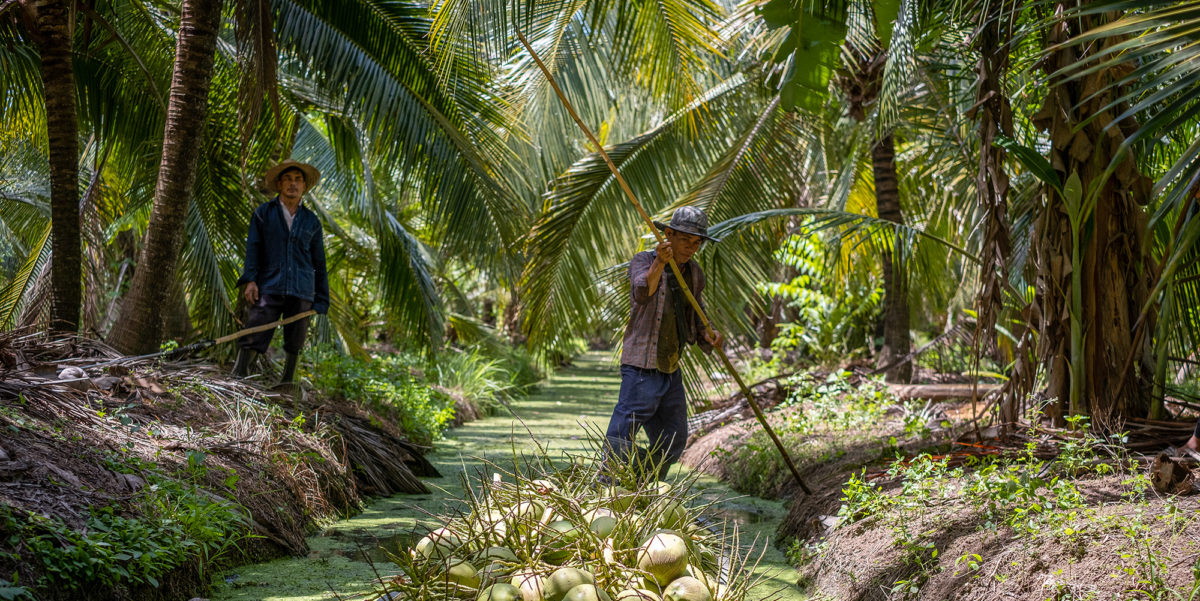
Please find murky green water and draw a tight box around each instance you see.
[210,353,805,601]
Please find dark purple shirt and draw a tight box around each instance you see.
[620,250,712,369]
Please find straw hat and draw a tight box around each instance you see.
[263,159,321,193]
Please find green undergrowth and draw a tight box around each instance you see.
[0,452,253,599]
[303,342,545,446]
[799,414,1200,599]
[710,371,897,497]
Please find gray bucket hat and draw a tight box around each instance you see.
[653,206,721,242]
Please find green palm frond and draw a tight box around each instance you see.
[0,28,43,126]
[1055,1,1200,214]
[275,0,527,263]
[431,0,725,112]
[876,0,920,132]
[292,116,446,349]
[519,75,756,350]
[708,207,981,264]
[0,223,50,330]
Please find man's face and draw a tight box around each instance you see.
[666,229,703,264]
[277,169,307,200]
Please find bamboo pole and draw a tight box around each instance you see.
[515,29,812,495]
[80,310,318,371]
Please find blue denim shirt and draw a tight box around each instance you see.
[236,197,329,313]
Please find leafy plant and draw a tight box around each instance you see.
[1,468,250,595]
[761,230,883,364]
[304,345,455,445]
[0,578,30,600]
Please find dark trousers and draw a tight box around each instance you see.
[239,294,312,354]
[604,364,689,480]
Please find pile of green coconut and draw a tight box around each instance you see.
[380,461,760,601]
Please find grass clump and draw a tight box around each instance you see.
[815,415,1200,599]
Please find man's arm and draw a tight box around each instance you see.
[631,240,673,305]
[237,207,263,289]
[312,220,330,314]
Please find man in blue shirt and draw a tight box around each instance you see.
[232,160,330,384]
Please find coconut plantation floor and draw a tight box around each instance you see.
[209,352,805,601]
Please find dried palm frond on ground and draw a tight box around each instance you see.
[0,331,440,601]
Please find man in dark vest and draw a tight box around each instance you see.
[232,159,329,384]
[605,206,724,481]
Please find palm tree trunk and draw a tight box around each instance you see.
[108,0,224,354]
[873,135,911,383]
[1031,4,1154,428]
[32,0,81,332]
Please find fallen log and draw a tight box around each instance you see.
[887,383,1002,402]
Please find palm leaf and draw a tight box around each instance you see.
[519,75,755,350]
[0,223,51,330]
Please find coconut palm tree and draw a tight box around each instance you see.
[108,0,229,354]
[2,0,81,332]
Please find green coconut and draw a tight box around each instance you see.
[542,520,583,564]
[474,509,511,542]
[479,583,525,601]
[660,577,711,601]
[531,479,558,494]
[510,570,546,601]
[679,567,717,596]
[414,527,463,561]
[583,507,616,524]
[563,584,613,601]
[589,516,618,538]
[636,532,689,586]
[637,576,663,596]
[509,501,548,533]
[445,558,482,589]
[614,589,661,601]
[543,567,595,601]
[693,544,717,570]
[650,500,688,530]
[481,546,520,561]
[604,486,636,513]
[479,557,519,584]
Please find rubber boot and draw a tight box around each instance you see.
[280,352,299,384]
[232,348,256,377]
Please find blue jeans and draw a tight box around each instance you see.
[604,365,688,480]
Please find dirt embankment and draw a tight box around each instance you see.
[0,334,437,601]
[682,373,1200,600]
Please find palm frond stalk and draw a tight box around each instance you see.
[967,0,1018,423]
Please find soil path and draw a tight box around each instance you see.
[210,352,804,601]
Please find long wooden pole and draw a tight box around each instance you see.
[515,29,812,495]
[79,310,319,371]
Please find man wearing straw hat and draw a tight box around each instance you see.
[604,206,724,482]
[232,159,329,385]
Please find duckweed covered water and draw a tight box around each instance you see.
[209,353,805,601]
